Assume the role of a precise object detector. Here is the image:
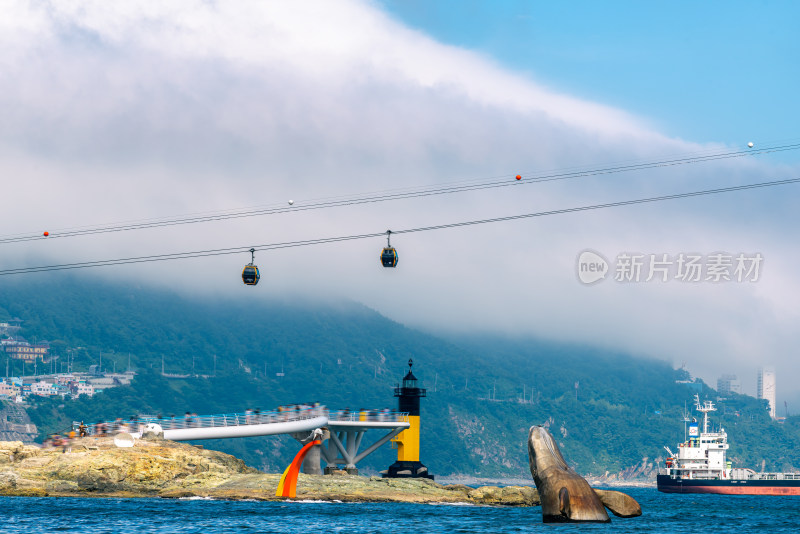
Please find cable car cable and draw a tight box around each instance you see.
[2,142,797,245]
[0,176,797,276]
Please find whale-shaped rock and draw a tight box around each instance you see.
[528,425,618,523]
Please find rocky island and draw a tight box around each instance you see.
[0,438,539,506]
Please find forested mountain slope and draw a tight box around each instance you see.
[1,277,787,477]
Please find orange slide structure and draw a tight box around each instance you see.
[275,439,321,498]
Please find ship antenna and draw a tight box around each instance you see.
[694,397,716,434]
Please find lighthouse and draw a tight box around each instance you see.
[383,359,433,479]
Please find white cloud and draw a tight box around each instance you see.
[1,0,798,401]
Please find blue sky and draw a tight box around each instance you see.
[379,0,800,147]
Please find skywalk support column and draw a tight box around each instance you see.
[303,442,322,475]
[291,428,328,475]
[383,359,433,479]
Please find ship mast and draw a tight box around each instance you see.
[694,394,716,434]
[682,401,691,442]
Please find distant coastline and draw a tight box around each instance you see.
[437,475,655,489]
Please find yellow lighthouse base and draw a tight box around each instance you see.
[383,416,432,479]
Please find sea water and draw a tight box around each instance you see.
[1,488,798,533]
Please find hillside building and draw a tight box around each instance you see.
[1,338,50,362]
[0,381,18,398]
[73,381,95,397]
[716,374,741,395]
[30,380,58,397]
[1,320,51,362]
[0,320,22,336]
[757,367,777,419]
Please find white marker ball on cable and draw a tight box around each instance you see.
[288,200,294,205]
[747,142,754,148]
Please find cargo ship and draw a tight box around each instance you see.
[657,395,800,495]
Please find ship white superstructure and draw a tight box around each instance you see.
[663,396,732,480]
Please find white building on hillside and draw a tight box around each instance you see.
[757,367,776,419]
[31,380,58,397]
[74,381,94,397]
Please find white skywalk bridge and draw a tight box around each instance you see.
[79,406,409,473]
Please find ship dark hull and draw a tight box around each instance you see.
[657,474,800,495]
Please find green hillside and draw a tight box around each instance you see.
[0,276,789,477]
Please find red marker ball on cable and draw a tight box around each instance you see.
[43,231,49,237]
[515,175,521,180]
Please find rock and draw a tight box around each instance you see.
[327,469,349,476]
[16,456,52,469]
[0,437,538,506]
[0,436,258,496]
[158,489,200,499]
[0,470,18,489]
[443,483,473,493]
[0,441,24,453]
[593,489,642,518]
[468,485,539,506]
[0,486,48,497]
[528,426,610,523]
[17,448,43,462]
[0,441,42,462]
[45,480,80,493]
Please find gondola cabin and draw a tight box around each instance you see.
[381,247,398,268]
[242,248,260,285]
[242,264,260,285]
